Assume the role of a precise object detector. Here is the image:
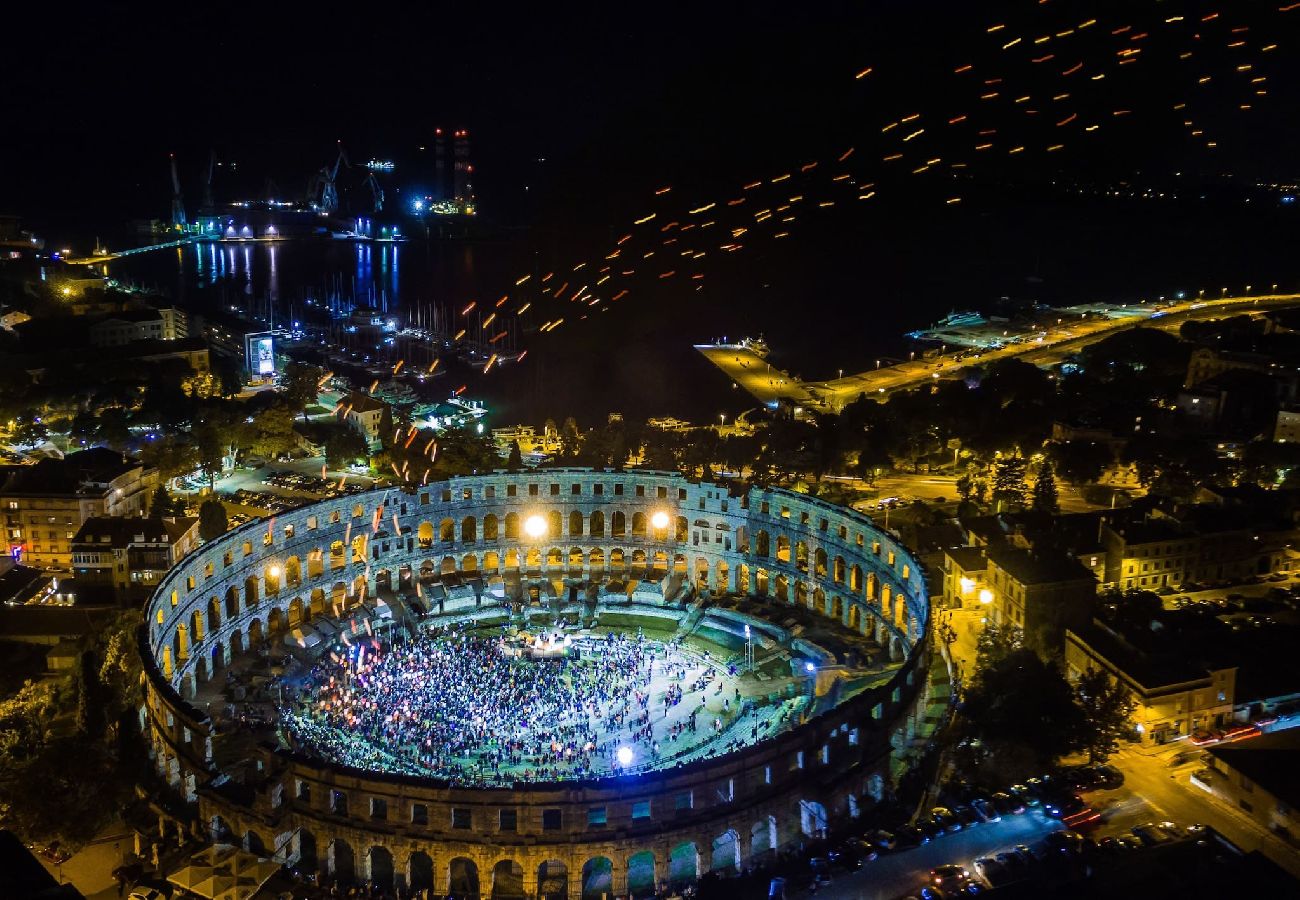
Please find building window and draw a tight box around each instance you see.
[550,484,560,496]
[542,809,562,831]
[635,485,645,497]
[451,808,471,829]
[331,791,348,816]
[412,803,428,825]
[614,483,624,496]
[632,801,651,820]
[529,484,539,496]
[571,484,582,495]
[593,484,604,496]
[507,484,517,497]
[587,807,607,827]
[297,780,310,803]
[499,809,517,832]
[764,765,772,784]
[674,791,693,812]
[370,798,387,820]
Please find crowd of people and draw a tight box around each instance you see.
[279,624,753,784]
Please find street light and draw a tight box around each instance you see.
[524,514,548,539]
[616,746,634,767]
[978,589,994,605]
[650,510,671,532]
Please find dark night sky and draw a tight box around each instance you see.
[3,1,1296,228]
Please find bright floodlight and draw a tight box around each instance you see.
[978,588,994,604]
[805,661,816,673]
[617,746,634,766]
[650,510,671,531]
[524,514,548,539]
[268,565,282,578]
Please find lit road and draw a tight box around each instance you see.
[1100,739,1300,878]
[701,293,1300,411]
[811,812,1061,900]
[831,472,1103,514]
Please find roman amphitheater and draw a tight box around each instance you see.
[140,469,936,897]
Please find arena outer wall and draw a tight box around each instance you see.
[139,469,934,896]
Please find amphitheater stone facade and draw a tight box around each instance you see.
[140,469,934,896]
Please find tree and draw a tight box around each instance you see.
[1073,668,1135,764]
[141,434,200,482]
[1031,460,1060,515]
[961,648,1086,772]
[325,426,369,468]
[506,440,524,470]
[1046,440,1112,485]
[247,402,298,459]
[198,499,229,542]
[148,485,181,518]
[74,650,104,739]
[281,361,323,413]
[973,622,1023,674]
[991,453,1029,511]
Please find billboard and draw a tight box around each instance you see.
[245,332,276,378]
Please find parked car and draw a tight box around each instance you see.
[1008,784,1039,808]
[894,825,928,848]
[870,830,897,851]
[1043,793,1085,819]
[1044,830,1086,855]
[991,791,1025,815]
[974,857,1007,886]
[1131,822,1175,846]
[954,805,982,828]
[971,798,1001,822]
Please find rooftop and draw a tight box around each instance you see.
[987,544,1095,586]
[71,515,196,548]
[1208,729,1300,813]
[0,448,143,497]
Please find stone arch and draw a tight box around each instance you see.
[776,535,790,564]
[462,553,479,573]
[244,829,268,856]
[751,815,778,861]
[612,510,627,537]
[462,515,477,543]
[439,517,455,542]
[224,586,239,619]
[526,547,541,570]
[589,510,605,538]
[548,510,563,539]
[610,547,626,571]
[756,568,769,596]
[484,513,499,540]
[795,581,809,608]
[627,852,655,899]
[631,511,646,536]
[329,539,346,569]
[351,502,365,519]
[589,547,605,574]
[668,843,699,889]
[297,830,319,874]
[546,547,563,569]
[483,550,501,572]
[568,546,584,572]
[247,617,264,646]
[409,851,435,893]
[568,510,583,537]
[652,549,668,573]
[774,573,789,603]
[833,556,846,584]
[307,548,324,578]
[418,521,435,547]
[538,860,568,900]
[243,575,258,609]
[711,830,740,874]
[267,607,285,637]
[310,587,326,617]
[717,560,730,591]
[755,529,770,557]
[849,603,861,631]
[441,556,457,575]
[449,856,480,898]
[580,857,612,900]
[672,553,688,575]
[284,555,302,587]
[850,564,863,594]
[207,596,221,630]
[505,512,520,539]
[800,799,829,838]
[491,859,525,900]
[368,846,395,889]
[831,594,843,620]
[210,815,234,844]
[812,585,826,614]
[795,540,809,572]
[695,556,709,588]
[329,838,356,883]
[815,547,828,578]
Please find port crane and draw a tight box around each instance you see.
[202,150,216,210]
[311,143,349,213]
[169,153,186,229]
[361,171,384,213]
